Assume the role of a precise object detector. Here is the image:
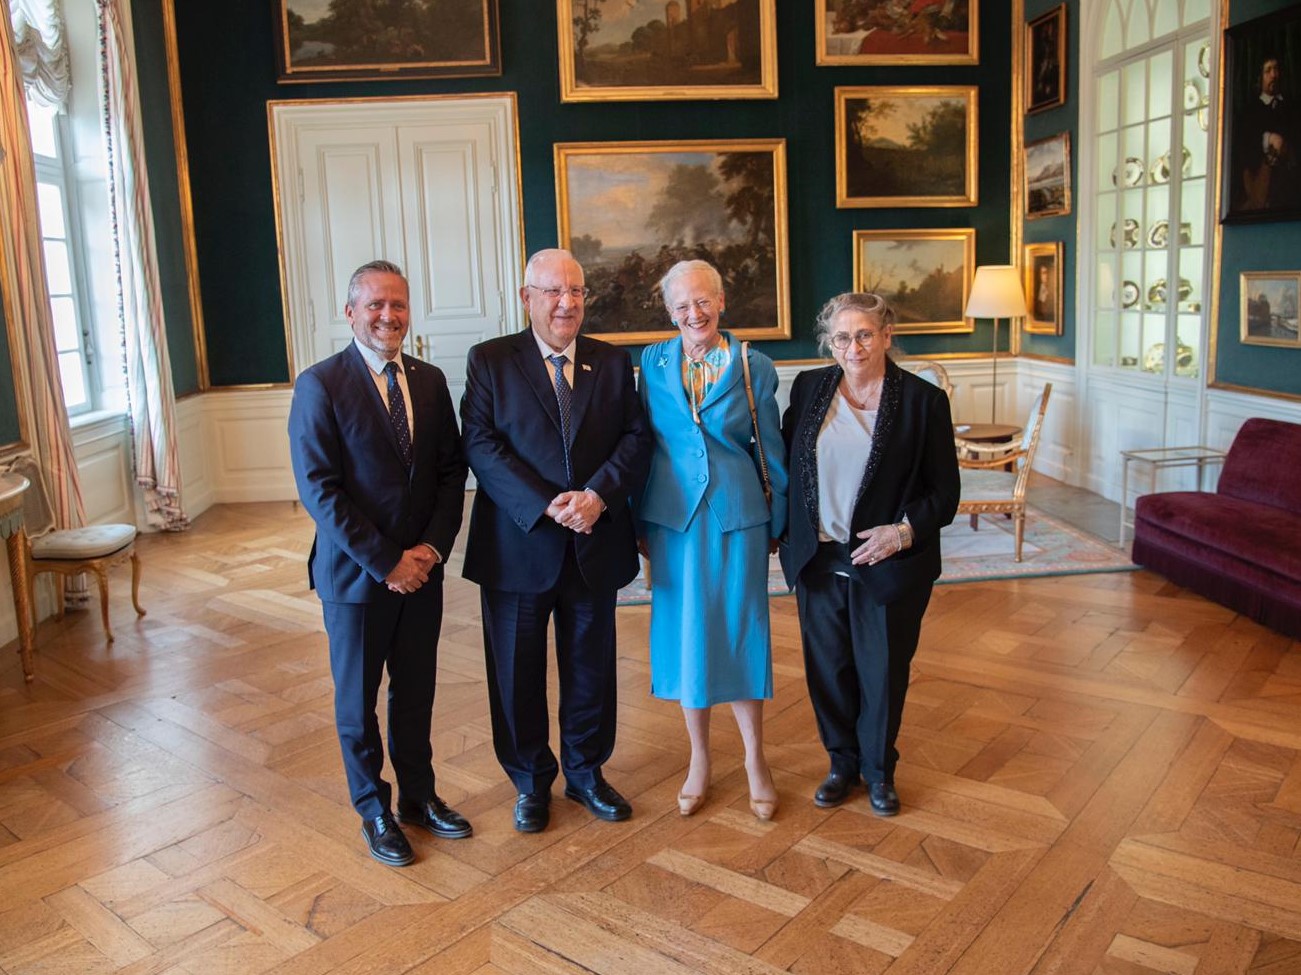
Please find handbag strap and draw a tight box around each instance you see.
[740,341,772,506]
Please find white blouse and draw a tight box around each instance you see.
[816,391,876,543]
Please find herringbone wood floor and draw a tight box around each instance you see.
[1,501,1299,974]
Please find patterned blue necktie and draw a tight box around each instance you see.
[383,361,413,469]
[548,353,573,486]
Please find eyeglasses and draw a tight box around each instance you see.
[527,285,590,301]
[671,298,715,317]
[830,329,882,350]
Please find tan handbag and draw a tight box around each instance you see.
[740,341,772,508]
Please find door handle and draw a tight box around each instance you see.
[415,335,429,360]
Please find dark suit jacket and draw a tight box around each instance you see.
[779,360,960,605]
[288,343,467,603]
[460,329,651,593]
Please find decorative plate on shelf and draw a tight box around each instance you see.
[1113,157,1145,187]
[1197,106,1210,131]
[1198,42,1210,79]
[1148,279,1168,305]
[1150,147,1194,184]
[1109,218,1141,249]
[1122,280,1140,307]
[1183,80,1201,111]
[1178,221,1194,245]
[1148,220,1170,247]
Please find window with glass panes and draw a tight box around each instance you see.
[1091,0,1213,380]
[26,98,94,414]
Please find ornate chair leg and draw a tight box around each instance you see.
[1014,510,1025,562]
[130,551,145,617]
[94,566,114,643]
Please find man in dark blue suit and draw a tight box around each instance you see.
[289,260,469,866]
[461,248,651,832]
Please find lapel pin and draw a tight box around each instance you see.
[581,363,592,372]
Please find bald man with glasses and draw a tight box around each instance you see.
[460,249,651,833]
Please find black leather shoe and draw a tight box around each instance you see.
[868,782,900,817]
[361,813,414,866]
[514,792,550,833]
[564,779,632,822]
[814,771,859,808]
[397,795,472,839]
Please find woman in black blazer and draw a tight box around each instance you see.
[780,292,959,816]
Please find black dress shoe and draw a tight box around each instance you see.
[814,771,859,808]
[564,779,632,822]
[397,795,473,839]
[361,813,414,866]
[868,782,900,817]
[514,792,550,833]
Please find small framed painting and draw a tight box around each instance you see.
[1025,132,1071,219]
[555,139,790,344]
[1024,242,1063,335]
[852,228,975,335]
[1026,4,1067,115]
[272,0,501,82]
[815,0,978,66]
[835,86,979,208]
[1240,271,1301,347]
[557,0,778,102]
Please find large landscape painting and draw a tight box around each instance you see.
[557,0,777,101]
[555,140,790,343]
[852,229,975,334]
[275,0,500,81]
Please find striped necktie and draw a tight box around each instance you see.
[548,353,572,486]
[383,361,413,468]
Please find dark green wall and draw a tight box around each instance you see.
[140,0,1016,385]
[1021,0,1078,361]
[1216,0,1301,397]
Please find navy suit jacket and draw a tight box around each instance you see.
[460,329,651,593]
[779,360,959,604]
[288,343,467,603]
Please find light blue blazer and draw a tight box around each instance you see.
[637,333,788,539]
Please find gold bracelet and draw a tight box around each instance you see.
[893,523,904,553]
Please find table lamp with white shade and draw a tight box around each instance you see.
[964,265,1028,423]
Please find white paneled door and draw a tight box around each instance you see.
[270,94,524,405]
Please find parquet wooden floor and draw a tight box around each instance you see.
[1,501,1299,974]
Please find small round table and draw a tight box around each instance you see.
[954,422,1022,443]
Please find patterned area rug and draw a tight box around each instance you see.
[617,508,1134,606]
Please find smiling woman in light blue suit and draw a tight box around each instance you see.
[637,260,788,822]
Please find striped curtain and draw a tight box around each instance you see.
[0,1,85,531]
[96,0,186,530]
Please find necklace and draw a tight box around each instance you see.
[840,377,882,411]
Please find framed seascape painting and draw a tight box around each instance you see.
[1240,271,1301,347]
[1023,241,1063,335]
[852,229,975,335]
[554,139,790,345]
[1221,6,1301,222]
[835,86,979,208]
[273,0,500,82]
[1025,4,1066,115]
[1025,132,1071,219]
[556,0,778,103]
[815,0,978,66]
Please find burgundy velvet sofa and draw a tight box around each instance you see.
[1131,418,1301,639]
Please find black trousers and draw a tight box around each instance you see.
[796,544,932,785]
[321,582,444,820]
[479,542,618,794]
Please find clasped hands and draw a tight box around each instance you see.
[546,490,602,535]
[385,545,439,594]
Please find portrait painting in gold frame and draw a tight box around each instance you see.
[557,0,778,103]
[816,0,978,66]
[1023,242,1063,335]
[555,139,790,345]
[1025,4,1067,115]
[835,86,979,208]
[852,229,975,335]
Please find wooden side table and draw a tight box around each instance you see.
[0,474,33,681]
[1118,445,1228,544]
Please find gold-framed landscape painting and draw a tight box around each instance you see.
[557,0,778,103]
[1025,4,1067,115]
[835,86,978,208]
[852,229,975,335]
[1025,132,1071,219]
[1240,271,1301,347]
[1024,241,1063,335]
[555,139,790,344]
[272,0,500,82]
[815,0,978,66]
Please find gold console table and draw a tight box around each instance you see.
[0,473,33,681]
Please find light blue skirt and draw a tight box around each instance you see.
[645,504,773,708]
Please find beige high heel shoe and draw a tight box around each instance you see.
[749,794,778,821]
[678,791,707,817]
